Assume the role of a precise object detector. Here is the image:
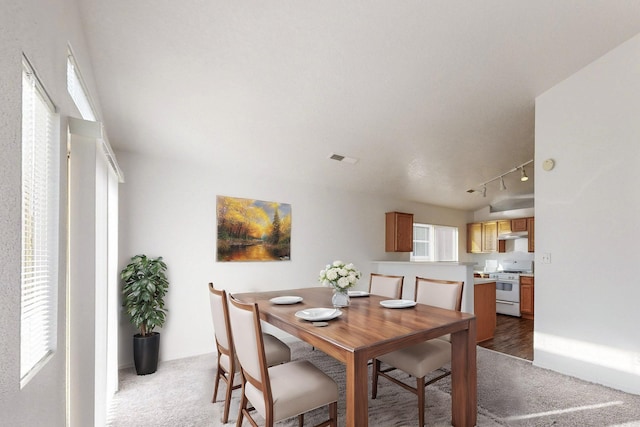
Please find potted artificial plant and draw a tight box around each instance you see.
[121,254,169,375]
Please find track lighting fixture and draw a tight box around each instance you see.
[467,159,533,196]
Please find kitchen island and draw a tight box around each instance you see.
[473,278,497,342]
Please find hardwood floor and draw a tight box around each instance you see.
[478,314,534,361]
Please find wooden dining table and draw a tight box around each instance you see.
[233,286,477,427]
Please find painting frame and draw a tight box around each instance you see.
[216,195,291,262]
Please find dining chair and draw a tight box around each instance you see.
[228,294,338,427]
[208,283,291,423]
[371,277,464,427]
[368,273,404,299]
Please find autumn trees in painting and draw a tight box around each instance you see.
[216,196,291,261]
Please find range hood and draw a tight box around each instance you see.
[498,231,528,240]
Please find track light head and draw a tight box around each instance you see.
[520,167,529,182]
[500,176,507,191]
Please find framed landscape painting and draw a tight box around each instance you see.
[216,195,291,262]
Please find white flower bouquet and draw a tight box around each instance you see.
[319,260,361,291]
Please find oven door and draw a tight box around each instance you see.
[496,281,520,302]
[496,280,521,317]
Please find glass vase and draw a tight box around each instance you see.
[332,288,350,308]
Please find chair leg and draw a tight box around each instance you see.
[236,392,247,427]
[417,376,426,427]
[212,360,222,403]
[222,374,233,423]
[371,359,380,399]
[329,401,338,427]
[298,413,304,427]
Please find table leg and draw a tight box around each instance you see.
[451,319,477,427]
[345,351,369,427]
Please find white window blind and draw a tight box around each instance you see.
[21,57,59,385]
[411,223,458,262]
[67,52,96,121]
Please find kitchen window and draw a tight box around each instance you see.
[411,223,458,262]
[20,56,59,386]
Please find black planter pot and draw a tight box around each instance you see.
[133,332,160,375]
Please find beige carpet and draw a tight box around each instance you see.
[108,341,640,426]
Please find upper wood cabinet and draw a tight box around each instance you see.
[527,217,535,252]
[482,221,498,252]
[385,212,413,252]
[467,221,498,253]
[467,223,482,253]
[497,220,511,235]
[511,218,528,232]
[467,216,534,253]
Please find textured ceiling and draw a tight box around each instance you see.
[78,1,640,210]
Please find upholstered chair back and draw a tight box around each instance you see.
[414,277,463,311]
[369,273,404,299]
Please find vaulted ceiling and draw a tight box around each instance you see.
[78,1,640,210]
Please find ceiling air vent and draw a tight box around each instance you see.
[328,153,359,164]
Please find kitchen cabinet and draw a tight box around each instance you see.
[468,216,535,253]
[520,275,534,320]
[467,221,499,253]
[511,218,528,232]
[385,212,413,252]
[497,220,512,235]
[474,280,497,342]
[467,223,482,253]
[527,217,535,252]
[482,221,498,252]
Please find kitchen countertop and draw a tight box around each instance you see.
[473,278,497,285]
[372,261,476,266]
[476,272,535,278]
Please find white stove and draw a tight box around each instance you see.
[488,260,532,317]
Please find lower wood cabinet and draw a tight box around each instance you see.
[474,281,497,342]
[520,276,534,320]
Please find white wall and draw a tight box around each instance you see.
[0,0,106,425]
[116,151,471,365]
[534,33,640,394]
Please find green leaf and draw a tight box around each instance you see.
[120,254,169,333]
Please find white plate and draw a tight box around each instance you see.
[380,299,417,309]
[347,290,369,297]
[295,308,342,321]
[269,296,303,305]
